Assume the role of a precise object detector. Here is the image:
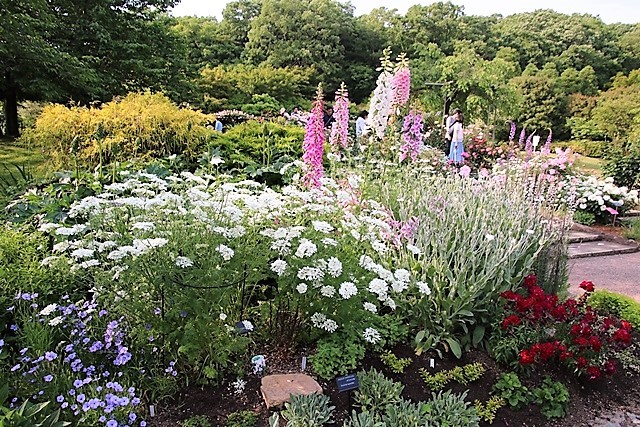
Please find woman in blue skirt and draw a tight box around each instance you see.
[449,111,465,164]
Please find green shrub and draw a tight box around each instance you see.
[382,399,427,427]
[553,140,605,158]
[180,415,211,427]
[226,410,258,427]
[421,390,480,427]
[473,396,506,423]
[0,384,69,427]
[492,372,531,409]
[623,218,640,240]
[379,351,412,374]
[532,377,570,419]
[587,290,640,328]
[206,120,304,184]
[573,210,596,226]
[354,369,404,415]
[21,92,215,168]
[419,363,486,391]
[602,142,640,188]
[310,336,366,380]
[342,411,384,427]
[280,393,334,427]
[241,94,283,116]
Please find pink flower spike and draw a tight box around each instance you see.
[329,83,350,149]
[399,110,424,162]
[391,66,411,108]
[302,85,325,188]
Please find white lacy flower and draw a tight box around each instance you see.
[219,313,227,321]
[311,312,327,328]
[486,234,495,242]
[297,267,324,281]
[296,283,308,294]
[71,248,95,259]
[55,224,88,236]
[295,239,317,258]
[363,327,381,344]
[394,269,410,283]
[175,256,194,268]
[406,244,422,255]
[320,286,336,298]
[41,256,59,266]
[270,259,287,276]
[271,239,291,255]
[327,257,343,277]
[339,282,358,299]
[359,255,377,271]
[363,302,377,313]
[368,278,388,297]
[216,244,234,261]
[79,259,101,269]
[48,316,63,326]
[40,304,58,316]
[241,320,254,332]
[321,319,338,333]
[53,242,71,253]
[38,223,59,233]
[312,221,334,233]
[131,222,155,232]
[416,281,432,296]
[321,238,338,247]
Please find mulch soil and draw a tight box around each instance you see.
[147,343,640,427]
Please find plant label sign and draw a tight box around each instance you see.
[336,373,359,393]
[235,321,251,335]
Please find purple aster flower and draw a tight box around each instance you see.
[99,310,108,317]
[61,402,68,409]
[0,339,4,347]
[129,412,137,422]
[10,364,20,372]
[76,394,85,404]
[56,395,64,403]
[99,416,106,422]
[44,375,53,382]
[107,420,117,427]
[45,351,58,361]
[69,389,76,396]
[73,379,83,388]
[10,324,18,331]
[141,422,147,427]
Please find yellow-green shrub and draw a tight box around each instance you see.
[21,92,215,167]
[587,290,640,328]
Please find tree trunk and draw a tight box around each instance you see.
[4,72,19,138]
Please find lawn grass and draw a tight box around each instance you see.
[574,155,603,177]
[0,137,48,183]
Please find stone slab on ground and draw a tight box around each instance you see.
[568,231,603,244]
[260,374,323,408]
[569,251,640,302]
[568,240,639,259]
[624,209,640,218]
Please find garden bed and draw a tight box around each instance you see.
[148,344,640,427]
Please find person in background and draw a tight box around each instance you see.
[279,107,291,121]
[444,108,462,156]
[214,119,223,132]
[323,106,335,128]
[449,110,465,164]
[356,110,368,139]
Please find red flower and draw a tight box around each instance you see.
[502,314,522,330]
[573,337,589,348]
[589,336,602,353]
[586,366,602,380]
[613,328,631,345]
[500,290,519,301]
[559,350,574,361]
[551,305,567,320]
[523,274,538,289]
[604,360,617,375]
[519,349,535,365]
[621,320,633,331]
[579,281,595,293]
[576,357,588,369]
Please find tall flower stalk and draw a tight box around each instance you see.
[302,84,325,188]
[509,121,516,142]
[391,53,411,110]
[367,48,395,140]
[518,128,526,148]
[542,129,553,155]
[330,83,350,150]
[399,110,424,162]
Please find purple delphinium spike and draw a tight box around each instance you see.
[518,128,526,148]
[509,121,516,142]
[542,129,552,155]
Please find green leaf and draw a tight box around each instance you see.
[472,325,485,346]
[445,338,462,358]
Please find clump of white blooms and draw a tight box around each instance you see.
[339,282,358,299]
[175,256,194,268]
[326,257,343,277]
[216,244,234,261]
[296,283,308,294]
[363,327,381,344]
[270,259,287,276]
[295,239,318,258]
